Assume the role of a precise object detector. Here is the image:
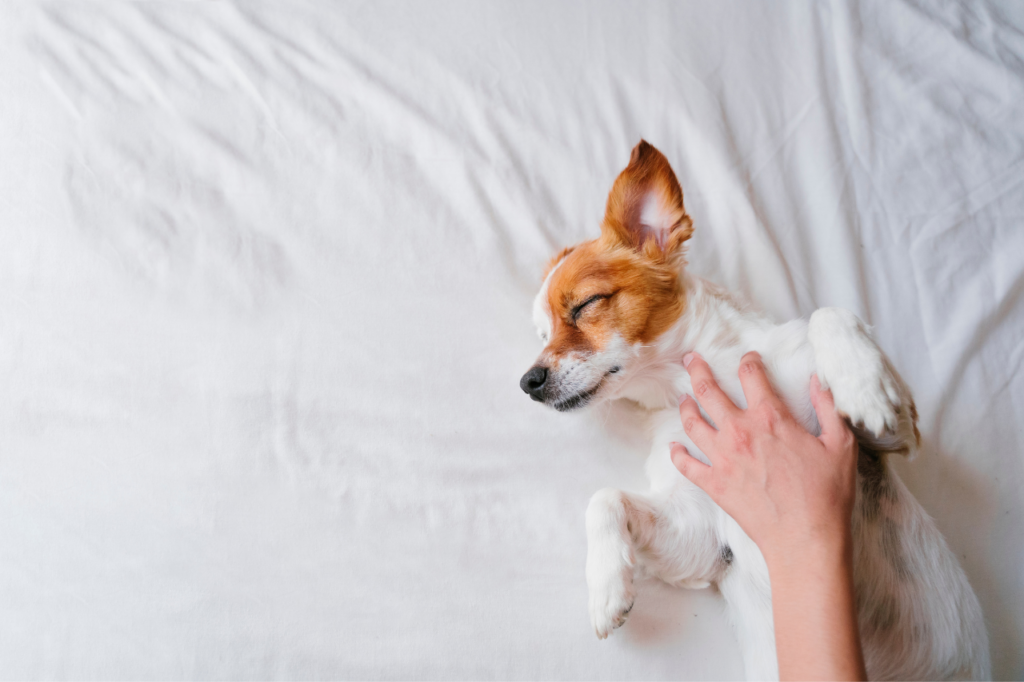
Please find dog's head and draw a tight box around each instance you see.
[520,141,693,411]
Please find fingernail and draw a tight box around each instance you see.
[682,352,694,368]
[678,393,687,405]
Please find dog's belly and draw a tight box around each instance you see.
[642,319,819,482]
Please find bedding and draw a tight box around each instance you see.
[1,1,1022,678]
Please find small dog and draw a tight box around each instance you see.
[520,141,989,680]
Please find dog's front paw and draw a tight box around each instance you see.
[809,308,902,438]
[585,488,639,639]
[587,554,636,639]
[820,359,900,438]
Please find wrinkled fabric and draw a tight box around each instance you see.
[1,1,1022,679]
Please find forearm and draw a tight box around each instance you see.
[672,356,865,679]
[766,537,866,681]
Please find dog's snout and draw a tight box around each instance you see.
[520,365,549,401]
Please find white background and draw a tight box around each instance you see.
[1,1,1022,679]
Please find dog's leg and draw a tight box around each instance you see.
[585,487,722,639]
[717,547,778,682]
[808,307,919,454]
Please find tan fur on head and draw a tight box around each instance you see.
[540,141,693,360]
[546,240,684,352]
[543,245,577,280]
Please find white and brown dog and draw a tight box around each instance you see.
[520,141,989,680]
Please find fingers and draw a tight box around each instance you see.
[679,395,718,451]
[670,442,712,490]
[737,352,785,411]
[810,375,853,451]
[683,353,740,424]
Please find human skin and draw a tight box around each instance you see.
[670,351,867,682]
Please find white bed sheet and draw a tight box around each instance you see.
[2,1,1022,679]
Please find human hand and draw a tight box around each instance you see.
[672,351,866,680]
[669,351,858,567]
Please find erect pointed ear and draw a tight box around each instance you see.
[600,140,693,258]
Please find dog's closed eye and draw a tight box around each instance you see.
[571,294,612,323]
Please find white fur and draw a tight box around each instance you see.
[640,191,676,247]
[533,273,990,680]
[532,259,561,343]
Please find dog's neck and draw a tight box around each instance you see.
[613,273,771,411]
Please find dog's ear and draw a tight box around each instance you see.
[600,140,693,258]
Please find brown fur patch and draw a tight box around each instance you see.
[541,142,692,363]
[857,446,899,522]
[543,245,576,280]
[602,140,693,256]
[880,517,912,581]
[866,593,901,633]
[545,238,686,357]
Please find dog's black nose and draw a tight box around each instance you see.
[520,365,548,402]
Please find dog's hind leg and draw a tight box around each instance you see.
[585,486,722,639]
[718,556,778,681]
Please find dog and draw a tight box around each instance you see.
[520,141,989,680]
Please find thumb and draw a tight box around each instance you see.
[670,442,713,491]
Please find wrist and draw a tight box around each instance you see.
[766,527,865,681]
[761,523,853,581]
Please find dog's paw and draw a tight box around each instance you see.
[808,308,901,438]
[585,489,639,639]
[587,557,636,639]
[822,360,900,437]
